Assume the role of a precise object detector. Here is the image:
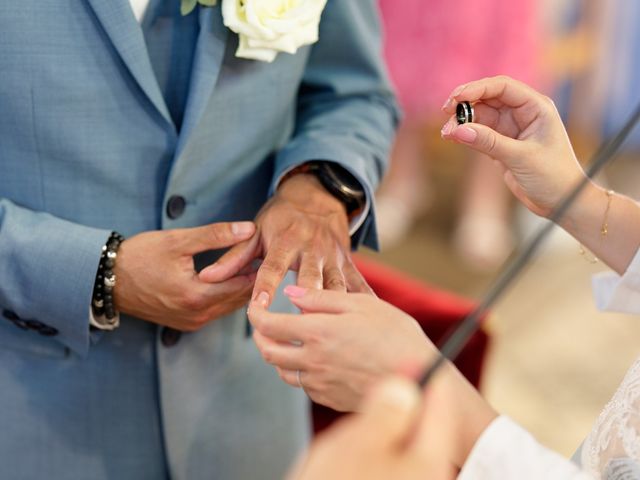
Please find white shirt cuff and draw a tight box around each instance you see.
[458,416,592,480]
[592,248,640,314]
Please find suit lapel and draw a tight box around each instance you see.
[175,6,229,157]
[85,0,173,126]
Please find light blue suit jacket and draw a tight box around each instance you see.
[0,1,398,478]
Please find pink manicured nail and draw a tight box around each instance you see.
[232,222,255,236]
[255,291,269,307]
[284,285,307,298]
[441,97,454,111]
[441,120,454,137]
[455,126,478,143]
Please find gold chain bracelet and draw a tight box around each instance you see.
[579,189,614,263]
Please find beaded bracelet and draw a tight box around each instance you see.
[91,232,125,330]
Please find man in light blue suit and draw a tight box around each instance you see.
[0,0,398,478]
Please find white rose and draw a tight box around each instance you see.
[222,0,328,63]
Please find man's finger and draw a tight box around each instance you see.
[297,252,323,289]
[343,260,375,295]
[199,234,261,283]
[252,240,299,305]
[196,274,255,301]
[323,260,347,292]
[283,285,365,313]
[181,221,256,255]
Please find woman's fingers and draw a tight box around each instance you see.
[253,329,307,370]
[442,121,523,162]
[248,300,315,342]
[284,285,369,313]
[443,75,541,114]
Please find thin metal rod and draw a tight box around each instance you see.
[419,101,640,388]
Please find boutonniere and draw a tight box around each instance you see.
[180,0,327,63]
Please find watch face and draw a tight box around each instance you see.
[321,163,365,199]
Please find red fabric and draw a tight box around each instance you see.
[311,255,490,434]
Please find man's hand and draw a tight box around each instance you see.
[199,173,372,305]
[113,221,257,331]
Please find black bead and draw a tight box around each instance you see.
[104,259,115,268]
[103,286,113,294]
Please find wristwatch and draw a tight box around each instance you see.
[286,161,366,217]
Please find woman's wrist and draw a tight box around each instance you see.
[451,368,499,467]
[557,179,603,236]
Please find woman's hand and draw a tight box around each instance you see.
[441,75,588,218]
[287,372,498,480]
[441,75,640,275]
[247,287,433,412]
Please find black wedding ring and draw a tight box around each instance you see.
[456,101,474,125]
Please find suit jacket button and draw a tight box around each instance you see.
[161,327,181,347]
[166,195,186,219]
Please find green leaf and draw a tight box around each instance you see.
[180,0,198,16]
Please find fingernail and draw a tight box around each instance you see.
[440,120,454,137]
[441,97,454,111]
[455,126,478,143]
[255,291,269,307]
[232,222,255,236]
[284,285,307,298]
[451,84,467,97]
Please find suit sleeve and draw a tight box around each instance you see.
[271,0,401,250]
[0,198,110,357]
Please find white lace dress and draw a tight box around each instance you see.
[458,249,640,480]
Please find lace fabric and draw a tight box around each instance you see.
[582,355,640,479]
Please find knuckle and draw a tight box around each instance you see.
[179,292,206,311]
[541,94,556,110]
[192,311,210,327]
[260,259,287,278]
[306,325,328,346]
[183,319,203,332]
[258,319,276,338]
[261,347,274,364]
[209,223,231,245]
[482,131,497,154]
[325,275,346,291]
[163,230,182,252]
[277,369,290,383]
